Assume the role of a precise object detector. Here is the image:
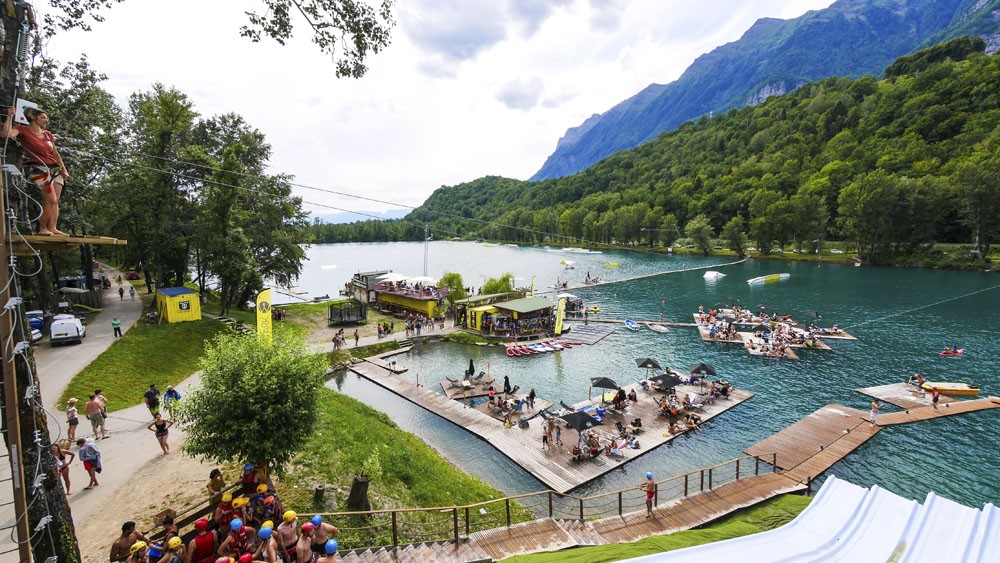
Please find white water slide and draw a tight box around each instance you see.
[623,475,999,562]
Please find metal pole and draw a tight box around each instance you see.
[618,491,622,516]
[684,474,689,497]
[736,458,740,480]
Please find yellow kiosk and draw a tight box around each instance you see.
[155,287,202,323]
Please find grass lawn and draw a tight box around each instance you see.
[278,387,532,547]
[503,494,811,562]
[57,319,228,412]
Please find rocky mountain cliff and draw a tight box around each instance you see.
[531,0,1000,181]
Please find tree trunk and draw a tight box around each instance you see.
[346,475,371,511]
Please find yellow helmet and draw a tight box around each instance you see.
[283,510,297,522]
[167,537,182,549]
[233,496,249,508]
[222,492,233,502]
[257,483,269,494]
[130,541,147,555]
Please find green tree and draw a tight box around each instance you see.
[954,156,1000,260]
[481,273,515,295]
[438,272,467,303]
[684,214,714,256]
[178,330,327,475]
[722,215,748,257]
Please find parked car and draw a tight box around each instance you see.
[50,314,86,345]
[126,271,141,280]
[31,328,42,342]
[771,248,784,253]
[830,249,845,254]
[26,310,45,330]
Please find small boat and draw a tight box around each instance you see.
[922,381,979,396]
[603,262,620,268]
[518,345,538,355]
[746,273,791,286]
[624,319,641,331]
[545,340,564,350]
[590,306,600,313]
[703,271,726,280]
[645,322,670,333]
[505,344,522,357]
[939,348,965,357]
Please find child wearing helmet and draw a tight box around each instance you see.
[276,511,298,562]
[309,515,339,558]
[158,536,185,563]
[125,541,148,563]
[253,525,278,562]
[316,539,341,563]
[295,523,315,563]
[214,492,236,530]
[218,518,256,558]
[187,518,218,563]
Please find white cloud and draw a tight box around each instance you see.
[40,0,835,216]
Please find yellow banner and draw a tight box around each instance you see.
[256,289,273,344]
[554,297,566,335]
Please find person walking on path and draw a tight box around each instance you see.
[144,383,161,416]
[85,394,107,439]
[112,316,122,338]
[353,329,360,347]
[76,437,102,489]
[52,442,75,495]
[640,472,656,518]
[870,400,880,428]
[129,286,136,301]
[66,397,79,441]
[147,412,174,455]
[118,286,125,300]
[162,385,181,419]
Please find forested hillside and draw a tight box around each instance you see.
[531,0,1000,180]
[313,38,1000,263]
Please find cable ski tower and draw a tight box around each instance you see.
[423,223,430,277]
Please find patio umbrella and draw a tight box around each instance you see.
[634,358,662,370]
[688,362,717,376]
[590,376,618,390]
[468,359,475,377]
[751,324,772,333]
[377,272,408,282]
[559,410,601,448]
[557,293,579,299]
[648,372,683,391]
[407,275,438,285]
[804,311,822,318]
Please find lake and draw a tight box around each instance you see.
[311,242,999,508]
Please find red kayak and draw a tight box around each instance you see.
[939,348,965,357]
[506,344,521,357]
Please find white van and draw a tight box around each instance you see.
[50,314,86,345]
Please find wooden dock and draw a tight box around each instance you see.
[874,396,1000,426]
[560,324,614,344]
[855,382,956,409]
[475,395,555,422]
[350,360,754,493]
[439,375,496,400]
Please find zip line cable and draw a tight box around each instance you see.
[843,284,1000,330]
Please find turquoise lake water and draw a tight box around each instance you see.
[311,243,1000,508]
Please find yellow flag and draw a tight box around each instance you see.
[554,297,566,335]
[256,289,273,344]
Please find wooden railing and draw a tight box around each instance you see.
[322,453,778,551]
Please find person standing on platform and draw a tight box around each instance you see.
[870,400,880,428]
[640,472,656,518]
[2,106,70,235]
[112,316,122,338]
[931,387,940,411]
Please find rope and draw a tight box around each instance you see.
[844,283,1000,330]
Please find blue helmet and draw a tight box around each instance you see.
[243,464,254,471]
[325,539,339,555]
[646,472,653,479]
[230,518,243,531]
[258,526,273,540]
[311,514,323,526]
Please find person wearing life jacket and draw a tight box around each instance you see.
[218,518,256,558]
[187,519,218,563]
[215,493,236,530]
[231,496,252,526]
[241,464,262,496]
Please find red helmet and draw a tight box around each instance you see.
[238,554,253,563]
[301,523,315,533]
[194,519,209,532]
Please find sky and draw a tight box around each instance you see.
[43,0,835,218]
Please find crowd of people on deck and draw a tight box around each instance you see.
[110,465,342,562]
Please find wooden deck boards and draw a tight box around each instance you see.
[438,375,496,399]
[874,396,1000,426]
[855,382,956,410]
[744,404,869,470]
[470,518,576,560]
[351,360,753,493]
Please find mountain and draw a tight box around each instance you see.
[531,0,1000,181]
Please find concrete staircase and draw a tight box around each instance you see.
[342,539,493,562]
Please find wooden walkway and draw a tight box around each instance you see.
[855,382,956,409]
[874,396,1000,426]
[350,361,753,493]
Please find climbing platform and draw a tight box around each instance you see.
[11,234,127,255]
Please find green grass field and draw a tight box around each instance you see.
[503,494,811,562]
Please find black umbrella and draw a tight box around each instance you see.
[752,324,772,333]
[468,359,475,377]
[634,358,662,370]
[688,362,717,376]
[804,311,822,318]
[648,372,683,391]
[590,376,619,390]
[560,410,601,432]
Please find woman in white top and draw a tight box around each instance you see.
[66,398,79,441]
